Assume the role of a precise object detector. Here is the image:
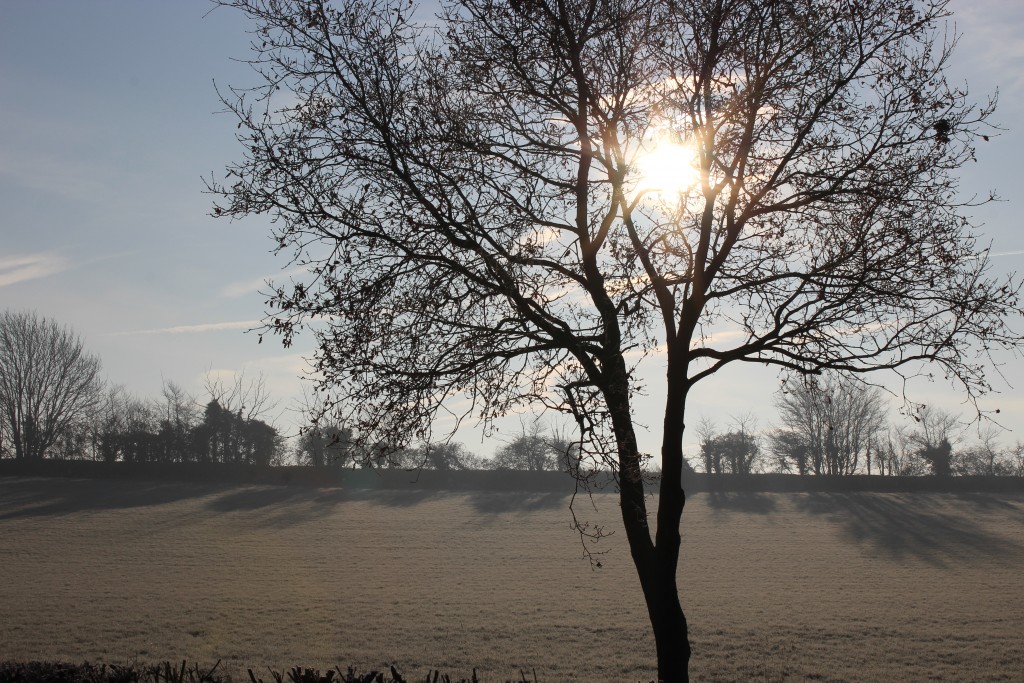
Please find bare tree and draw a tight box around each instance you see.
[297,423,355,466]
[210,1,1021,679]
[492,420,560,471]
[119,394,160,463]
[203,370,278,422]
[875,425,928,476]
[548,425,584,474]
[1005,442,1024,477]
[0,311,103,460]
[411,440,484,470]
[908,405,960,476]
[88,384,129,462]
[156,380,199,463]
[768,428,812,475]
[698,414,760,474]
[771,373,889,475]
[864,418,1020,477]
[955,425,1007,476]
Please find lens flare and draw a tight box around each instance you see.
[635,141,699,200]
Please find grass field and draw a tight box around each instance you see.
[1,476,1022,682]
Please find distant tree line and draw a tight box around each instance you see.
[86,377,286,465]
[0,310,284,465]
[293,417,579,473]
[694,372,1024,477]
[3,311,1022,475]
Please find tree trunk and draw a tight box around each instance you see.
[605,341,692,681]
[620,474,692,683]
[615,378,691,682]
[652,590,691,683]
[652,390,691,682]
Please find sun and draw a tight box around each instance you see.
[635,140,700,200]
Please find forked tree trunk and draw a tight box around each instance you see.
[616,407,691,680]
[606,347,692,681]
[622,478,691,683]
[649,384,692,682]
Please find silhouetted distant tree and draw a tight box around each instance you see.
[89,385,128,463]
[120,396,160,463]
[297,424,354,466]
[193,399,228,463]
[907,406,960,476]
[492,422,561,471]
[204,370,278,423]
[211,1,1022,678]
[48,421,90,460]
[697,416,760,474]
[954,426,1023,476]
[771,374,888,475]
[873,408,1012,477]
[875,425,929,476]
[240,417,281,465]
[0,311,102,460]
[193,372,284,465]
[191,399,282,465]
[85,383,198,464]
[1005,443,1024,477]
[155,381,199,463]
[548,428,584,475]
[922,439,954,476]
[768,429,812,476]
[409,441,484,470]
[701,431,760,475]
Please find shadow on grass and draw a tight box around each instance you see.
[0,476,226,520]
[466,490,570,514]
[793,492,1024,566]
[201,485,357,527]
[0,476,575,525]
[204,487,573,526]
[949,491,1024,514]
[0,477,410,524]
[702,491,779,514]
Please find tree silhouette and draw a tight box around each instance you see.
[921,438,953,476]
[192,399,282,465]
[407,440,483,470]
[156,381,199,463]
[701,430,759,475]
[297,423,355,466]
[493,431,560,471]
[210,1,1022,679]
[0,310,102,460]
[908,405,960,476]
[771,373,889,475]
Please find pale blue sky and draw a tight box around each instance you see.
[1,0,1022,458]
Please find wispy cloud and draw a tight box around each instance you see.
[113,320,263,336]
[991,249,1024,258]
[221,266,309,298]
[0,252,70,287]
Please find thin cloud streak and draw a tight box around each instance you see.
[0,253,70,288]
[221,266,309,298]
[112,320,263,336]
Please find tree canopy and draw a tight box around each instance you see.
[211,1,1021,679]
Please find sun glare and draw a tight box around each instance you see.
[635,140,700,201]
